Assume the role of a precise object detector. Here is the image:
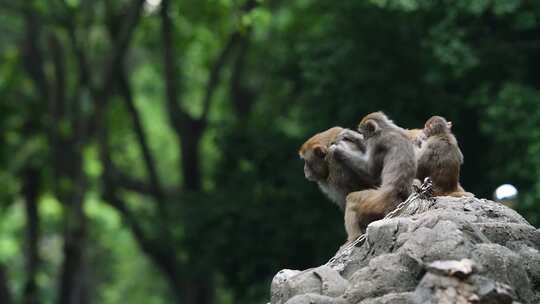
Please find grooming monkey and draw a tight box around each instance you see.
[416,116,472,197]
[299,127,377,211]
[333,112,417,242]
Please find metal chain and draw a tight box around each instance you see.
[326,178,434,269]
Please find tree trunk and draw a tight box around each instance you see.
[180,278,214,304]
[0,265,11,304]
[58,193,87,304]
[57,146,87,304]
[22,168,40,304]
[164,271,214,304]
[179,124,204,191]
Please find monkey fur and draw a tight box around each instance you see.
[336,112,417,242]
[404,121,451,149]
[404,128,426,149]
[416,116,472,197]
[299,127,377,211]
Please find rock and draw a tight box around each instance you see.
[413,273,516,304]
[425,258,475,279]
[271,269,302,304]
[270,266,349,304]
[357,292,414,304]
[340,253,422,303]
[270,196,540,304]
[286,294,347,304]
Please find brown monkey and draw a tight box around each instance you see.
[416,116,472,197]
[405,121,452,146]
[299,127,376,211]
[404,128,426,148]
[338,112,417,242]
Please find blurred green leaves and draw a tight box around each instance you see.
[1,0,540,303]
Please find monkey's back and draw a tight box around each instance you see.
[417,134,461,194]
[371,131,416,201]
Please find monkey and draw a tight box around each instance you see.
[416,116,473,197]
[299,127,377,211]
[333,112,417,242]
[405,121,453,146]
[404,128,426,149]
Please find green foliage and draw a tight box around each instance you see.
[85,196,172,304]
[0,0,540,303]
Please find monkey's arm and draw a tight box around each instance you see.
[329,140,372,179]
[334,129,366,152]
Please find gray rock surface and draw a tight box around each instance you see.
[270,196,540,304]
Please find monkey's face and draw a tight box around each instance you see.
[301,146,329,182]
[424,116,449,136]
[299,127,343,182]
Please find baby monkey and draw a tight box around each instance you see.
[416,116,472,197]
[404,121,452,148]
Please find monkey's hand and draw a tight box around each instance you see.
[329,140,370,177]
[329,140,354,163]
[334,129,366,151]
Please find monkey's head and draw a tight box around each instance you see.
[299,127,343,182]
[357,111,395,139]
[424,116,452,136]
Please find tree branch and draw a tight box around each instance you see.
[160,0,191,135]
[86,0,145,137]
[114,172,154,195]
[97,122,183,288]
[160,0,257,191]
[117,54,166,204]
[230,32,256,118]
[201,0,257,121]
[21,11,49,101]
[98,120,153,247]
[66,23,93,93]
[200,32,242,122]
[98,0,145,102]
[160,0,255,126]
[110,170,179,201]
[48,34,67,125]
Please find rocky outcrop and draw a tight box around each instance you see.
[270,196,540,304]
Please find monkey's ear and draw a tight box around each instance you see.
[364,120,379,134]
[313,145,327,158]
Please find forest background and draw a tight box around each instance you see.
[0,0,539,303]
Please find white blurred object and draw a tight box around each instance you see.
[146,0,161,6]
[494,184,518,208]
[495,184,518,200]
[144,0,162,13]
